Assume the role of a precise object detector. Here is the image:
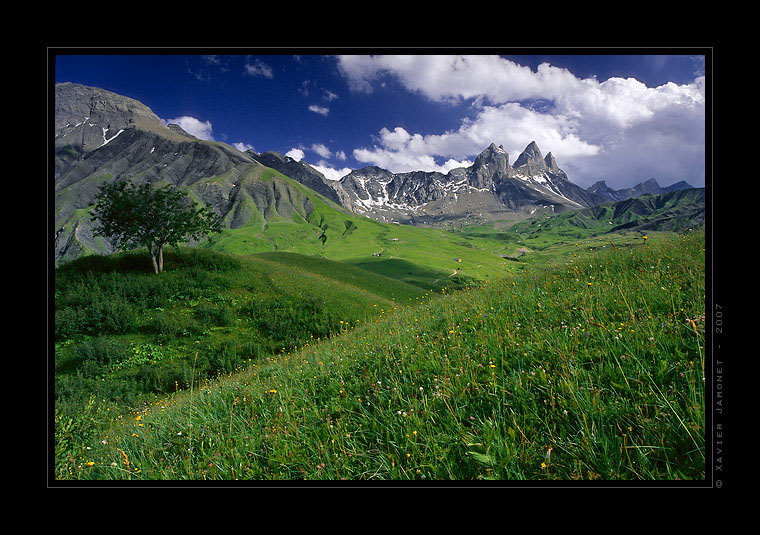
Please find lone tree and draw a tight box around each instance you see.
[90,180,223,273]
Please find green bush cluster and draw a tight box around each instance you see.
[55,249,237,341]
[242,295,341,350]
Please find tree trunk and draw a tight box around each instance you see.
[158,244,164,273]
[149,244,159,274]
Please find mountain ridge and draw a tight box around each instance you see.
[255,141,694,228]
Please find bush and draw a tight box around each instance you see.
[75,336,131,368]
[194,302,236,327]
[148,312,204,338]
[82,298,140,335]
[243,295,340,350]
[55,308,82,340]
[124,361,190,395]
[165,248,241,272]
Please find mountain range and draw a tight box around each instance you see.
[53,82,699,263]
[252,141,695,227]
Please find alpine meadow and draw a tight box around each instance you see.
[51,53,712,484]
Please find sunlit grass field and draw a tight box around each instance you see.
[54,229,705,481]
[203,176,518,285]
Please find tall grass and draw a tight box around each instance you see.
[61,229,705,481]
[53,246,437,478]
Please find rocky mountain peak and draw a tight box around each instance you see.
[544,152,560,173]
[474,143,509,160]
[470,143,511,186]
[55,82,190,154]
[513,141,546,171]
[587,180,612,192]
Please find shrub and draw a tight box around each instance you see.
[165,248,241,272]
[75,336,131,368]
[81,298,140,335]
[244,295,340,350]
[55,308,82,340]
[193,302,236,327]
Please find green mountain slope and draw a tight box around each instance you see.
[508,187,705,240]
[449,188,705,262]
[194,168,515,287]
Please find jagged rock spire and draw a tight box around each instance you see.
[513,141,545,170]
[470,143,511,187]
[544,152,559,173]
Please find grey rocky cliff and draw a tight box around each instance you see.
[55,82,188,156]
[512,141,546,175]
[332,141,596,226]
[468,143,512,187]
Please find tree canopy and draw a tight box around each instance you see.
[90,180,222,273]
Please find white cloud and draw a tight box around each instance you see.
[233,142,254,153]
[353,127,473,174]
[311,162,352,181]
[244,58,274,78]
[352,108,598,176]
[162,116,215,141]
[311,143,332,159]
[285,148,305,161]
[308,104,330,116]
[337,55,584,103]
[337,55,705,188]
[284,147,349,181]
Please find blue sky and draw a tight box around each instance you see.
[54,52,706,189]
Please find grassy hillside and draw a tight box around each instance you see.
[450,189,704,268]
[54,248,434,448]
[56,229,706,481]
[203,169,516,287]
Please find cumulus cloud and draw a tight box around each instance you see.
[162,116,215,141]
[337,55,705,188]
[311,162,353,181]
[285,148,305,161]
[286,146,350,181]
[353,126,474,173]
[337,55,584,103]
